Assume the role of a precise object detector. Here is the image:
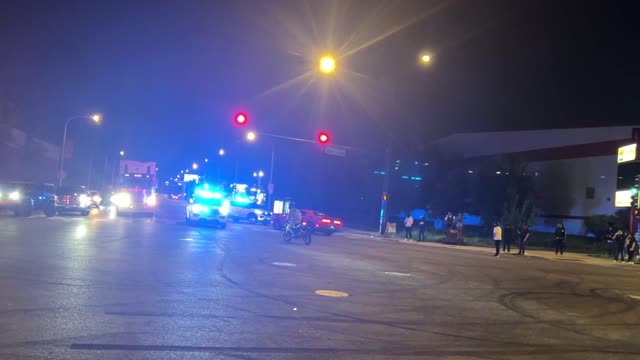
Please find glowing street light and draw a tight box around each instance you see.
[91,113,102,123]
[119,150,125,156]
[204,158,208,163]
[219,148,225,156]
[247,131,257,141]
[319,55,336,74]
[419,53,433,66]
[192,162,199,170]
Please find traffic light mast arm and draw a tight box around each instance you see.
[259,132,352,149]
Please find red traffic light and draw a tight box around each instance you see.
[235,113,247,125]
[318,132,329,144]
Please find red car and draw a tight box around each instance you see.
[272,209,342,235]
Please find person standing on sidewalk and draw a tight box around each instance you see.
[456,213,464,244]
[517,223,530,255]
[606,223,616,258]
[417,216,426,241]
[613,229,626,262]
[554,223,566,255]
[444,212,455,230]
[627,232,637,263]
[503,224,513,253]
[493,222,502,257]
[404,213,414,240]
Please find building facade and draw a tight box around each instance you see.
[431,126,636,235]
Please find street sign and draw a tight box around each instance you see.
[325,146,346,157]
[618,143,637,163]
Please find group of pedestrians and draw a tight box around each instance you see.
[606,223,637,263]
[402,211,463,241]
[493,222,533,257]
[493,222,567,257]
[403,213,427,241]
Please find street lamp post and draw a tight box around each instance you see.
[110,150,125,186]
[217,148,225,181]
[58,114,101,188]
[268,143,275,207]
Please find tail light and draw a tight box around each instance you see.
[302,221,308,226]
[334,220,342,225]
[321,218,331,224]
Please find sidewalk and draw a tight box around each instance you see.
[343,228,640,269]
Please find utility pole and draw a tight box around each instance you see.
[267,143,275,210]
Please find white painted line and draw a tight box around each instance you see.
[383,272,412,277]
[272,262,296,267]
[628,295,640,301]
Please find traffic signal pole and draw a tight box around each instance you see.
[379,144,392,234]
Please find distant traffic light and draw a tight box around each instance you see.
[235,113,247,126]
[318,132,329,144]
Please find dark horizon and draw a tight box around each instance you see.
[2,0,639,184]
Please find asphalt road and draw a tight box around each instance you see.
[2,201,640,359]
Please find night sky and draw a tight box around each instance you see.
[1,0,639,182]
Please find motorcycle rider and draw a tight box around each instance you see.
[286,202,302,234]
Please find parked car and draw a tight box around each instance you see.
[0,182,56,217]
[272,209,342,235]
[56,186,101,215]
[229,200,272,225]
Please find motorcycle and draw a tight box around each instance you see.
[283,221,312,245]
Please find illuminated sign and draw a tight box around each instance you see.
[618,143,637,163]
[615,190,632,208]
[273,200,284,214]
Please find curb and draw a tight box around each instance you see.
[391,237,640,269]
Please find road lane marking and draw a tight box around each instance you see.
[272,262,296,267]
[315,290,349,297]
[383,272,412,277]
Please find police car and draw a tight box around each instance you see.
[185,185,230,228]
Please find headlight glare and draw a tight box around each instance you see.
[111,193,131,208]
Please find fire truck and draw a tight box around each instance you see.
[109,160,158,215]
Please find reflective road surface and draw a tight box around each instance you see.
[2,201,640,359]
